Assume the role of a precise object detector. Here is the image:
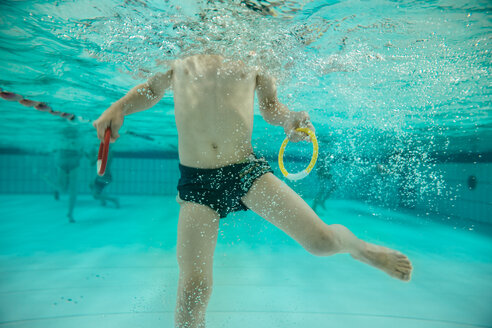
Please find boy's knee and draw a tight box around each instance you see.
[180,274,213,302]
[306,228,340,256]
[177,276,213,319]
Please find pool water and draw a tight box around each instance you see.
[0,195,491,328]
[0,0,491,327]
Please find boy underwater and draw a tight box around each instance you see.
[93,54,412,328]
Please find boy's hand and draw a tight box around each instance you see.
[283,111,315,143]
[93,106,124,143]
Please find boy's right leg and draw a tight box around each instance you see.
[175,201,220,328]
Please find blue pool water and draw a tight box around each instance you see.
[1,195,491,327]
[0,0,491,327]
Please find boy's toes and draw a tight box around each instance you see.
[395,265,412,281]
[397,262,412,270]
[393,269,407,281]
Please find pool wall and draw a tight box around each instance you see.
[0,152,490,224]
[413,162,492,224]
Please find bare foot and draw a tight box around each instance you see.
[351,242,412,281]
[67,214,76,223]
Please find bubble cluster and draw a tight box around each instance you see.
[68,0,325,81]
[57,0,490,210]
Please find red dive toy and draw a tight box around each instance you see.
[97,128,111,176]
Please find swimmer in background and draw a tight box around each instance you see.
[89,149,120,208]
[42,127,83,223]
[312,153,336,213]
[93,54,413,328]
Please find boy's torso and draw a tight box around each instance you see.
[171,55,259,169]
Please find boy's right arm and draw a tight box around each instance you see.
[93,69,173,142]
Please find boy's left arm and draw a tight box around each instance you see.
[255,73,315,142]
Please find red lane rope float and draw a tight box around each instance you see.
[0,89,81,122]
[97,127,111,176]
[0,88,155,141]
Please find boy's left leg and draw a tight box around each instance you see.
[241,173,412,281]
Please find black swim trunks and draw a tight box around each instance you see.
[177,154,274,218]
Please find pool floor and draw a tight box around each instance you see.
[0,195,491,328]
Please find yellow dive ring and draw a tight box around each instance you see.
[278,127,318,181]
